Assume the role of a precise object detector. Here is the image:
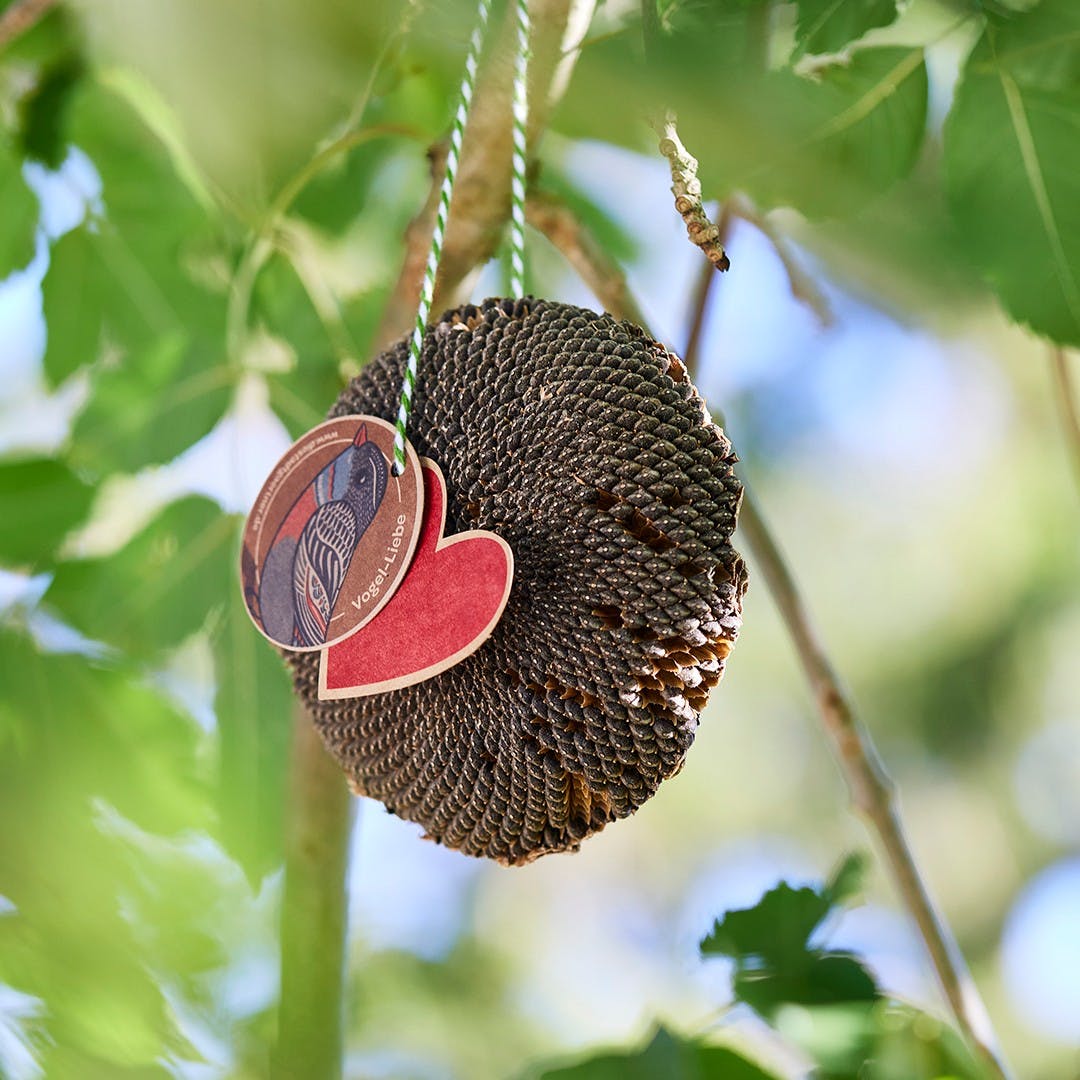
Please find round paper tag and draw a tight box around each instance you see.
[240,416,423,651]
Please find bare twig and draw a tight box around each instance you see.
[653,112,730,273]
[735,499,1012,1080]
[526,189,647,325]
[1051,345,1080,496]
[273,708,354,1080]
[730,194,834,327]
[682,204,733,373]
[535,195,1013,1080]
[0,0,57,51]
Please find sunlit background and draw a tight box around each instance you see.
[2,0,1079,1077]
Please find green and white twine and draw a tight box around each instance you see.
[392,0,530,475]
[508,0,530,298]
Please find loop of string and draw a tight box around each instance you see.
[392,0,530,475]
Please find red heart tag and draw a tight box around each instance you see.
[318,459,513,698]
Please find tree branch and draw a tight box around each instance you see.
[0,0,57,51]
[653,111,730,273]
[374,0,597,348]
[537,193,1013,1080]
[273,707,354,1080]
[526,188,647,325]
[1051,345,1080,496]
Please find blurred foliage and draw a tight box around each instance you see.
[698,857,980,1080]
[0,629,207,1075]
[700,855,874,1021]
[45,497,236,657]
[0,457,92,567]
[537,1027,780,1079]
[1,0,1078,1076]
[543,859,979,1080]
[0,136,36,277]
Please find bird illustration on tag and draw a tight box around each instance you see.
[241,417,423,651]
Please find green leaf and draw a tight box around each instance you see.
[41,225,126,386]
[0,630,206,829]
[794,0,899,58]
[254,252,338,361]
[0,0,72,66]
[943,0,1080,345]
[702,879,833,961]
[41,226,103,383]
[19,52,86,169]
[68,81,211,263]
[0,139,37,280]
[289,134,394,235]
[212,571,293,882]
[45,497,236,658]
[734,954,879,1019]
[737,47,929,218]
[701,857,879,1021]
[0,457,93,569]
[539,1027,781,1079]
[68,1,401,210]
[70,330,234,473]
[96,811,272,1016]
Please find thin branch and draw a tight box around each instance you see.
[735,498,1012,1080]
[1051,345,1080,495]
[653,112,730,273]
[535,196,1014,1080]
[730,194,834,328]
[682,203,733,374]
[640,0,661,65]
[0,0,56,52]
[526,188,648,325]
[273,707,354,1080]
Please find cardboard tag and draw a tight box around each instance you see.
[318,458,513,698]
[240,416,423,651]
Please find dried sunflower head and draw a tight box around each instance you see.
[287,297,747,865]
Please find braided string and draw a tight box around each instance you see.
[508,0,530,298]
[393,0,492,475]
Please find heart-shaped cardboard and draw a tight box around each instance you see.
[318,458,513,698]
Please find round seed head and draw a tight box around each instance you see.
[287,298,747,865]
